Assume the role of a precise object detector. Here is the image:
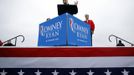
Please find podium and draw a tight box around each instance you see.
[38,13,92,46]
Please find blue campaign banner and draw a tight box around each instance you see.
[38,14,67,46]
[67,14,92,46]
[38,13,92,46]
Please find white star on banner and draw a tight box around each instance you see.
[69,70,77,75]
[104,69,112,75]
[122,69,129,75]
[87,70,94,75]
[52,70,59,75]
[0,70,7,75]
[35,70,42,75]
[18,70,25,75]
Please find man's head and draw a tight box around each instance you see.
[85,14,89,20]
[119,40,122,43]
[46,18,50,21]
[63,0,68,4]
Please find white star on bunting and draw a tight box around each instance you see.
[0,70,7,75]
[104,69,112,75]
[122,69,129,75]
[18,70,25,75]
[87,70,94,75]
[52,70,59,75]
[35,70,42,75]
[69,70,77,75]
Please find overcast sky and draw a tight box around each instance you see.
[0,0,134,47]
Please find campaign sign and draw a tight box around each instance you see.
[38,14,67,46]
[38,13,92,46]
[67,14,92,46]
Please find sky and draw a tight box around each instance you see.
[0,0,134,47]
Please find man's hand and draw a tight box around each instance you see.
[74,1,78,5]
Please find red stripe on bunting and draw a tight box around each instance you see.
[0,47,134,57]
